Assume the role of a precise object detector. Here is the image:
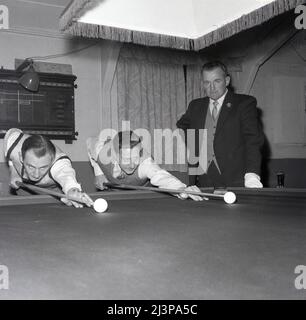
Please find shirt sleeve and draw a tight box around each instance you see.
[3,129,23,184]
[50,158,82,194]
[86,137,104,177]
[8,161,22,182]
[138,157,186,190]
[3,128,23,159]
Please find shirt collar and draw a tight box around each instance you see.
[209,89,228,112]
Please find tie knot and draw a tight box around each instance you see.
[213,100,218,108]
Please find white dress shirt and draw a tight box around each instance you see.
[87,137,187,190]
[4,128,81,194]
[209,89,228,117]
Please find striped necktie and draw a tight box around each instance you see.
[212,100,219,121]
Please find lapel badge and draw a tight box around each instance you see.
[226,102,232,108]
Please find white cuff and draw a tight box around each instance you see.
[63,180,82,194]
[244,172,263,188]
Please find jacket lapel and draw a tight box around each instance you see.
[215,90,234,136]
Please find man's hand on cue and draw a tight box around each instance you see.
[61,188,94,208]
[10,179,23,190]
[177,185,204,201]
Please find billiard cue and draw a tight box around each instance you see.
[16,182,91,205]
[104,182,229,201]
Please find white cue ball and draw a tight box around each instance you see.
[93,198,108,213]
[224,192,236,204]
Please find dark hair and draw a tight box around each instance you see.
[201,61,228,77]
[21,135,56,160]
[117,131,141,150]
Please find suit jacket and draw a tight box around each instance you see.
[176,90,264,187]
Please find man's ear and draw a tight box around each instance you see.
[225,76,231,87]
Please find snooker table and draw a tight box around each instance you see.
[0,188,305,300]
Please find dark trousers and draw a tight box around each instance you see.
[191,162,226,188]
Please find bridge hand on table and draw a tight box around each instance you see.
[61,188,94,208]
[177,185,205,201]
[10,179,23,190]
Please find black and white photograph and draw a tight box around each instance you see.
[0,0,305,306]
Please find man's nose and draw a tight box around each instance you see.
[130,161,138,169]
[33,169,40,178]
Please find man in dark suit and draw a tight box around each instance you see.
[177,61,264,188]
